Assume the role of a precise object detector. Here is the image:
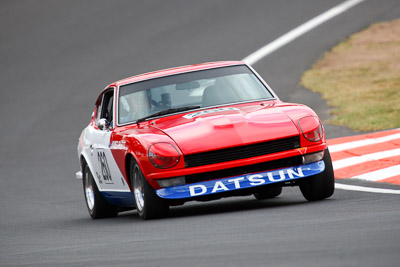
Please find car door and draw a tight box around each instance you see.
[87,88,130,194]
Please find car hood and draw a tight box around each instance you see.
[150,103,302,154]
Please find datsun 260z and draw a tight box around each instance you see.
[76,61,334,220]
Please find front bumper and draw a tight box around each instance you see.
[156,160,325,199]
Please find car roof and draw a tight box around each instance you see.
[109,61,245,88]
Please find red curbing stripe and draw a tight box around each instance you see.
[379,175,400,186]
[363,129,400,138]
[327,128,400,146]
[334,155,400,179]
[331,151,358,161]
[328,128,400,186]
[327,135,367,146]
[344,139,400,155]
[330,141,400,161]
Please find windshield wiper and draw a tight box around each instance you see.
[136,106,201,123]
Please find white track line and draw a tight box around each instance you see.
[329,132,400,152]
[242,0,365,65]
[332,148,400,170]
[335,183,400,194]
[352,165,400,181]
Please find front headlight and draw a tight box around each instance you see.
[298,116,324,142]
[148,142,181,169]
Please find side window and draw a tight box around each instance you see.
[97,89,114,127]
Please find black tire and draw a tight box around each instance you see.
[83,164,118,219]
[299,149,335,201]
[254,186,282,200]
[131,159,169,220]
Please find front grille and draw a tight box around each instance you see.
[185,155,303,184]
[184,135,300,168]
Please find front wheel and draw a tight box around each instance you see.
[83,164,118,219]
[299,149,335,201]
[131,160,169,220]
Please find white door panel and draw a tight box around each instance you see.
[84,125,130,192]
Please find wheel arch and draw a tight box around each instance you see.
[124,151,158,190]
[79,152,98,187]
[125,152,141,188]
[125,153,134,188]
[80,154,87,169]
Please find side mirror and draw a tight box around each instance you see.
[97,118,110,130]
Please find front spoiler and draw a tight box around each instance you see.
[156,160,325,199]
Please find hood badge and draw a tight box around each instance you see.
[183,107,239,119]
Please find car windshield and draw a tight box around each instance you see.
[118,65,274,125]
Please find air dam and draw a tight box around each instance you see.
[156,161,325,199]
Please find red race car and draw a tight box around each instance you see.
[76,61,334,220]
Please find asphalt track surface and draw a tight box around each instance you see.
[1,1,400,266]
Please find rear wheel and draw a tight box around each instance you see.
[131,159,169,220]
[83,164,118,219]
[299,149,335,201]
[254,186,282,200]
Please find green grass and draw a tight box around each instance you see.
[301,19,400,132]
